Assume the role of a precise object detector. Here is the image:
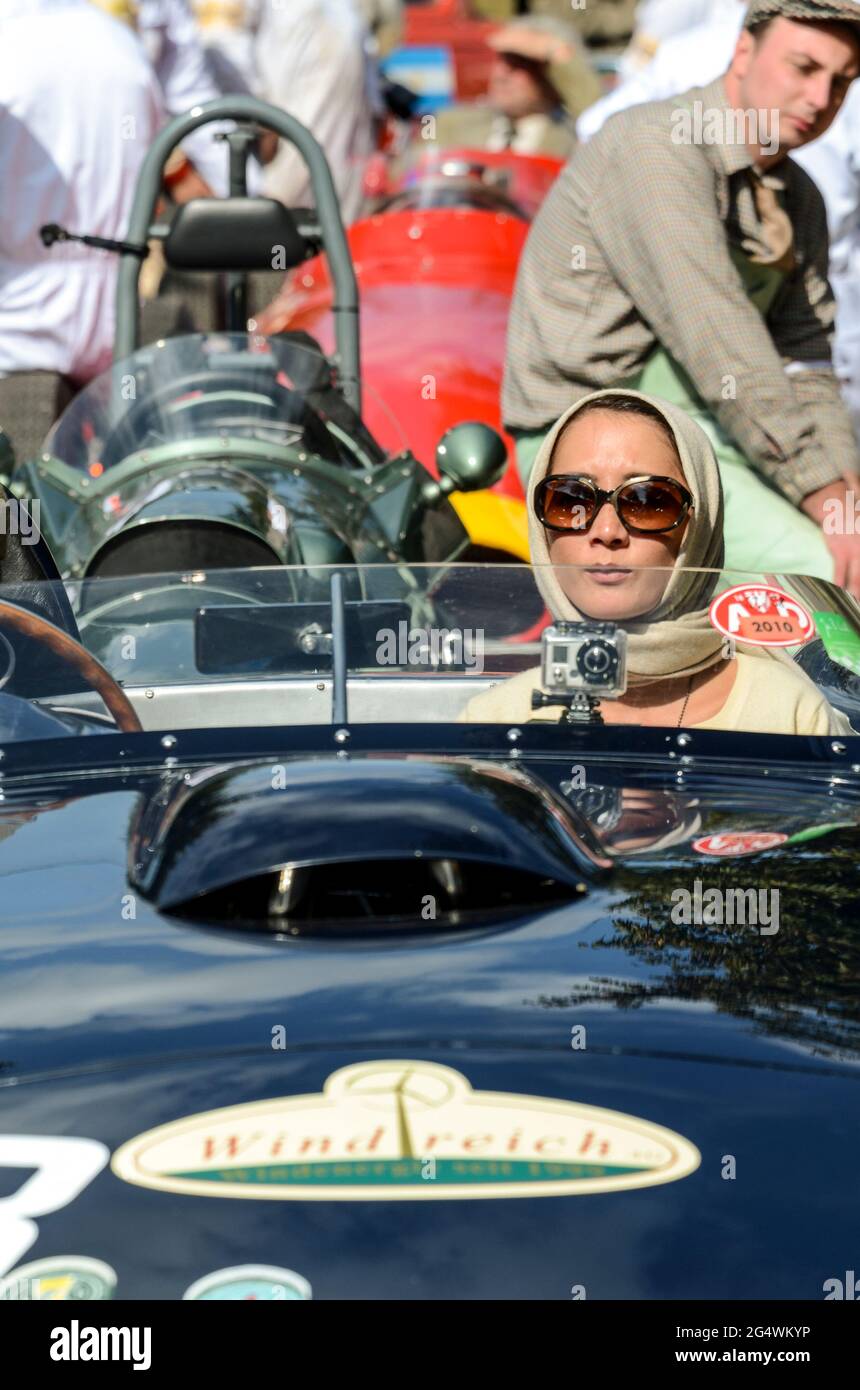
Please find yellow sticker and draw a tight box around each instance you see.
[111,1061,700,1201]
[0,1256,116,1301]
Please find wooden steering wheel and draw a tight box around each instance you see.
[0,599,142,733]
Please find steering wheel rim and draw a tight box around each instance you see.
[0,600,142,733]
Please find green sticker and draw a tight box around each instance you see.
[813,612,860,677]
[786,822,856,846]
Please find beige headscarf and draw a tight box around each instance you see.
[527,389,731,686]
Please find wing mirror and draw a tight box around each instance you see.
[432,422,508,496]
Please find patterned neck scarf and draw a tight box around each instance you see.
[747,171,797,273]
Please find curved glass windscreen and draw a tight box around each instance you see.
[0,563,858,740]
[41,333,405,474]
[386,148,562,220]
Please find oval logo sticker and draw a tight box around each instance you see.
[111,1059,700,1201]
[693,832,788,858]
[709,584,815,648]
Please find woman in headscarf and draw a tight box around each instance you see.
[463,388,854,734]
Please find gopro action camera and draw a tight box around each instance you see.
[540,622,628,699]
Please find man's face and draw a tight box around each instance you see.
[734,18,860,151]
[487,52,549,120]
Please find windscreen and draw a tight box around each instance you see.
[387,147,562,219]
[41,333,405,474]
[0,562,855,738]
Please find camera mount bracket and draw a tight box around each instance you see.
[531,689,604,725]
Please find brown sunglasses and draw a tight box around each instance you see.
[534,474,694,535]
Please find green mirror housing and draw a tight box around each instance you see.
[435,422,508,495]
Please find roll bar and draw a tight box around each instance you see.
[114,97,361,413]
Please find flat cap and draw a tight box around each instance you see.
[745,0,860,41]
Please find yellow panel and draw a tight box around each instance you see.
[450,491,530,562]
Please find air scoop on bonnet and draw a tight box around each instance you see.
[128,757,610,935]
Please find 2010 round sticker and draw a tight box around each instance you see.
[709,584,815,648]
[693,832,788,858]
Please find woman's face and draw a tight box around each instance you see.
[543,409,692,621]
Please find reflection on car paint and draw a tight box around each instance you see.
[693,832,789,858]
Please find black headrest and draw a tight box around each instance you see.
[164,197,311,272]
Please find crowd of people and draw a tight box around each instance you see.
[1,0,860,632]
[0,0,383,400]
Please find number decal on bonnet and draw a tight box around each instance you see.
[0,1136,108,1277]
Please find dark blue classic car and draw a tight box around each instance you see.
[0,553,858,1302]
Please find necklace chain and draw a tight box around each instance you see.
[600,673,697,726]
[677,674,695,728]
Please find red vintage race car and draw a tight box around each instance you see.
[255,148,565,561]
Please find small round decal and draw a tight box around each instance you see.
[183,1266,312,1301]
[0,1256,116,1301]
[709,584,815,648]
[693,832,788,858]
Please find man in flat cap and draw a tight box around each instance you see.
[425,16,601,160]
[504,1,860,595]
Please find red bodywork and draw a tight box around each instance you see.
[258,151,564,514]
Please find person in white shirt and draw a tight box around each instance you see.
[190,0,262,96]
[136,0,234,197]
[255,0,376,225]
[577,0,860,440]
[623,0,746,73]
[177,0,377,217]
[578,1,748,138]
[0,0,163,386]
[95,0,274,195]
[795,68,860,431]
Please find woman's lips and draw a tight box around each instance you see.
[585,567,633,586]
